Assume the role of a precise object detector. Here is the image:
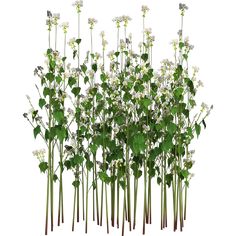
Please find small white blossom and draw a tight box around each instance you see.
[197,80,204,87]
[201,102,209,111]
[72,0,83,12]
[52,13,60,25]
[142,124,150,132]
[141,5,150,17]
[68,37,76,50]
[112,16,123,28]
[88,18,98,29]
[170,39,178,49]
[100,31,105,38]
[113,126,119,134]
[121,15,132,27]
[192,66,199,74]
[33,149,46,162]
[144,28,152,36]
[60,22,69,33]
[179,3,188,11]
[107,50,115,60]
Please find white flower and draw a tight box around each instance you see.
[192,66,199,74]
[52,13,60,25]
[102,39,108,49]
[113,126,119,134]
[33,149,46,162]
[201,102,209,111]
[144,28,152,36]
[179,3,188,11]
[107,50,115,59]
[112,16,123,28]
[94,52,101,61]
[88,18,98,29]
[122,15,132,27]
[60,22,69,33]
[88,69,95,78]
[170,39,178,49]
[68,37,76,49]
[142,124,150,132]
[197,80,204,87]
[28,108,34,115]
[72,0,83,12]
[141,5,150,17]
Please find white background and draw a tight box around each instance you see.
[0,0,236,236]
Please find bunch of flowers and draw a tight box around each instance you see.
[24,2,212,236]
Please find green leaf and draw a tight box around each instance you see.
[141,53,148,62]
[86,160,94,170]
[72,180,80,188]
[39,98,46,109]
[114,51,120,57]
[68,77,76,87]
[167,156,175,167]
[53,110,64,123]
[39,162,48,173]
[167,122,177,135]
[56,126,67,143]
[92,63,97,72]
[53,174,58,182]
[165,173,173,187]
[64,160,72,170]
[33,125,41,139]
[98,172,110,184]
[56,76,63,83]
[89,143,98,155]
[43,87,50,97]
[72,87,80,97]
[75,38,82,45]
[162,135,173,152]
[181,170,189,179]
[119,180,126,190]
[73,155,84,166]
[179,42,185,49]
[157,176,162,185]
[173,87,184,100]
[195,123,201,137]
[132,133,146,155]
[83,76,89,84]
[114,115,125,125]
[45,72,54,82]
[142,98,152,108]
[81,64,87,73]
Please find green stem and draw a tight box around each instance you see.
[122,178,126,236]
[117,176,120,228]
[72,187,76,231]
[100,181,104,226]
[45,169,50,235]
[85,168,89,233]
[105,183,109,233]
[133,178,138,229]
[143,159,147,235]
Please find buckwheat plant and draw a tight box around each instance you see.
[24,2,212,236]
